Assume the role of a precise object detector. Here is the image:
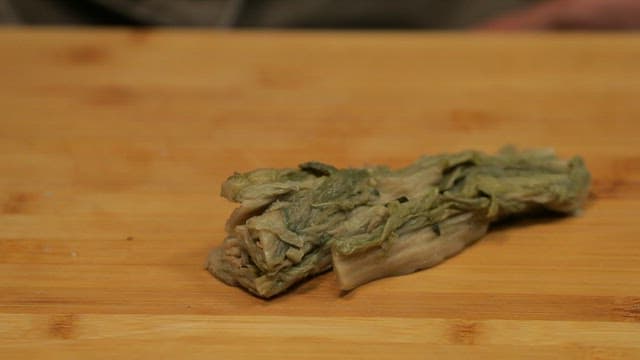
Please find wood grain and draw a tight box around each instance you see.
[0,28,639,359]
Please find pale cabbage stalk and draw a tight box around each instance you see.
[206,148,590,298]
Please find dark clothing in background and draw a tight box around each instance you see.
[0,0,535,28]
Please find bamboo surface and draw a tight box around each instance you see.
[0,29,639,359]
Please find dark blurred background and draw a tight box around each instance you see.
[1,0,639,30]
[0,0,640,30]
[0,0,532,28]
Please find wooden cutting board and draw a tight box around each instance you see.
[0,29,639,359]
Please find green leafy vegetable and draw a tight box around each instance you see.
[206,147,590,298]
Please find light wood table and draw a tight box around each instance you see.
[1,29,639,359]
